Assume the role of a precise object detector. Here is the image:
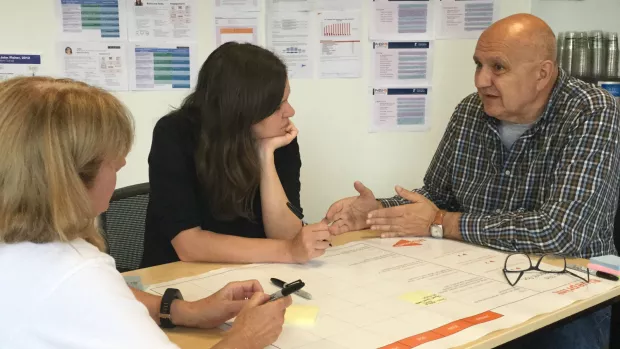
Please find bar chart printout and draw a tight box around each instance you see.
[131,45,194,90]
[371,0,434,40]
[437,0,497,39]
[371,87,430,132]
[58,0,127,40]
[372,41,433,85]
[318,11,362,78]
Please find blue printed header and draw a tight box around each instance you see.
[61,0,118,5]
[373,42,430,49]
[0,55,41,64]
[374,88,428,95]
[135,47,190,54]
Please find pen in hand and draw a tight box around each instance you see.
[286,202,332,247]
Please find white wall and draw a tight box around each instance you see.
[532,0,620,34]
[0,0,531,222]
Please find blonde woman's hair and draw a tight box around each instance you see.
[0,77,134,250]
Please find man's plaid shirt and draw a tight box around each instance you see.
[380,69,620,258]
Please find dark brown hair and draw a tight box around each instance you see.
[180,42,287,220]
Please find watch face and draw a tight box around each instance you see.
[430,225,443,238]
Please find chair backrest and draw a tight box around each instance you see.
[100,183,150,273]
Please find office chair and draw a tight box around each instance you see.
[99,183,150,273]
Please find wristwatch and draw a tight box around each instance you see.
[430,210,446,239]
[159,288,183,328]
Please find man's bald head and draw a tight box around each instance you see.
[473,14,559,124]
[479,13,556,63]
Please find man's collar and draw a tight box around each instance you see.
[538,67,567,124]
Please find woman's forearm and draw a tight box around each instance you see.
[171,227,295,264]
[130,288,193,327]
[259,152,302,239]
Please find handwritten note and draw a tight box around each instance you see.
[400,291,445,306]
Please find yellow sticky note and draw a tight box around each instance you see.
[284,305,320,327]
[399,291,446,306]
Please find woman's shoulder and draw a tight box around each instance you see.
[154,109,197,137]
[152,109,200,149]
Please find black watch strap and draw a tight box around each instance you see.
[159,288,183,328]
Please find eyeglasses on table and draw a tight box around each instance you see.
[502,253,590,287]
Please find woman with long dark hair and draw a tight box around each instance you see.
[141,42,330,267]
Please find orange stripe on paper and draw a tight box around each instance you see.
[433,320,473,337]
[400,331,444,347]
[393,311,503,348]
[378,343,410,349]
[462,311,503,325]
[220,28,253,34]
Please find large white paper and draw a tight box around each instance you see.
[267,12,313,79]
[267,0,362,11]
[215,0,259,12]
[0,54,41,82]
[371,87,431,132]
[267,0,312,12]
[317,10,362,79]
[129,43,197,90]
[372,41,433,85]
[436,0,498,39]
[127,0,196,42]
[59,42,128,91]
[146,239,618,349]
[214,12,260,46]
[315,0,362,10]
[370,0,434,41]
[57,0,127,41]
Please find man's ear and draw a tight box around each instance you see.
[537,60,555,92]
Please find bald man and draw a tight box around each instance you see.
[327,14,617,348]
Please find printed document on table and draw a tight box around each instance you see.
[371,87,431,132]
[214,11,260,46]
[59,42,128,91]
[127,0,196,42]
[57,0,127,41]
[436,0,498,39]
[145,238,618,349]
[372,41,434,85]
[0,54,41,82]
[370,0,434,41]
[129,43,197,90]
[214,0,259,12]
[317,10,362,79]
[267,11,313,79]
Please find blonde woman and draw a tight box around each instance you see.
[0,77,291,349]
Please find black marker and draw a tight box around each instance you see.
[269,279,305,301]
[286,202,332,247]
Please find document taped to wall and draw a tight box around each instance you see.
[0,54,41,82]
[370,87,431,132]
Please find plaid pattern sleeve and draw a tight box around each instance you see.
[379,112,459,210]
[381,70,620,258]
[461,103,620,257]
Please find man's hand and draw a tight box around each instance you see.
[366,186,439,238]
[221,292,292,349]
[176,280,264,329]
[325,181,380,235]
[288,220,331,263]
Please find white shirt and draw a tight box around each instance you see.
[0,238,179,349]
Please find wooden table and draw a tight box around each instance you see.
[124,230,620,349]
